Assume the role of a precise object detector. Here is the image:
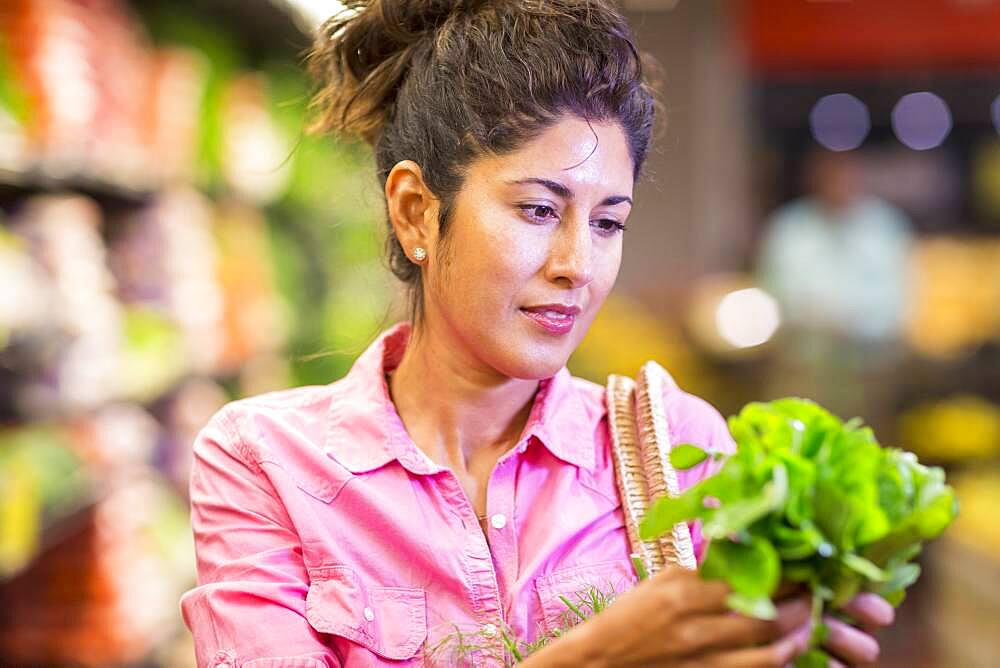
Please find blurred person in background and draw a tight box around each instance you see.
[756,149,915,416]
[179,2,895,666]
[758,148,915,345]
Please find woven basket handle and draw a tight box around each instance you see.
[606,361,696,580]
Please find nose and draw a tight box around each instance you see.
[545,214,594,288]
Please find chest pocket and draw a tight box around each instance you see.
[533,558,638,636]
[305,565,427,664]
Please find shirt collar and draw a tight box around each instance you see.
[324,321,595,475]
[519,364,596,472]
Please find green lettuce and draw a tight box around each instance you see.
[639,398,958,666]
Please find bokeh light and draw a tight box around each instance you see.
[809,93,871,151]
[715,287,781,349]
[992,94,1000,135]
[892,91,952,150]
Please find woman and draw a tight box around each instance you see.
[180,1,894,666]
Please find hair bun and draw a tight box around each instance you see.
[304,0,656,324]
[307,0,484,143]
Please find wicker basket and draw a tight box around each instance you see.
[606,360,696,577]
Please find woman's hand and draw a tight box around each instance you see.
[820,592,895,667]
[525,566,814,668]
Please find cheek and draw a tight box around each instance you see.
[592,241,623,295]
[467,218,545,286]
[438,214,539,308]
[573,242,622,333]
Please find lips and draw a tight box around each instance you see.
[519,303,582,335]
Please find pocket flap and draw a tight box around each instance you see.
[534,559,637,635]
[305,565,427,660]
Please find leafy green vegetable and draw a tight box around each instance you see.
[641,398,958,667]
[630,553,649,581]
[795,649,830,668]
[669,443,710,469]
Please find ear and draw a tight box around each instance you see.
[385,160,440,262]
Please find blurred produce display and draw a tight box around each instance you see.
[898,395,1000,463]
[949,468,1000,557]
[905,238,1000,359]
[928,469,1000,668]
[0,0,389,665]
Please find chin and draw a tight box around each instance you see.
[494,337,575,380]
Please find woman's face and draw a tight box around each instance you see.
[424,116,634,380]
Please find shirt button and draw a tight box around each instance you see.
[490,513,507,529]
[363,606,375,621]
[482,623,497,637]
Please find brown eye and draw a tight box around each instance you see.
[518,204,558,222]
[593,218,627,235]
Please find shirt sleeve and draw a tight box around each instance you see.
[663,389,738,566]
[179,406,341,668]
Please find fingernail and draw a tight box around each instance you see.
[863,638,881,663]
[792,621,813,650]
[864,593,895,626]
[846,592,895,627]
[826,617,880,663]
[775,623,812,663]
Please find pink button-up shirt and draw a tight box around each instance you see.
[180,322,735,667]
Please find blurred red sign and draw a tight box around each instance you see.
[740,0,1000,73]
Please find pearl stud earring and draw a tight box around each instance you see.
[412,247,427,262]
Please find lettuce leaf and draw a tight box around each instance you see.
[641,398,958,667]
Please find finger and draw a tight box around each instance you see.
[672,614,779,656]
[673,597,811,657]
[822,616,881,665]
[773,596,813,635]
[839,592,895,629]
[657,568,732,615]
[677,622,812,668]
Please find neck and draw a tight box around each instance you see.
[387,319,539,475]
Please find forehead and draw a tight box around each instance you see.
[472,117,635,196]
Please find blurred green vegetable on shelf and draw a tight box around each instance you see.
[0,425,90,578]
[640,398,958,667]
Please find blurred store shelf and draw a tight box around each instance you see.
[0,0,388,665]
[0,165,158,204]
[928,537,1000,667]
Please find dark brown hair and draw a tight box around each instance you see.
[307,0,657,323]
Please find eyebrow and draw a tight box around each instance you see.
[505,177,633,207]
